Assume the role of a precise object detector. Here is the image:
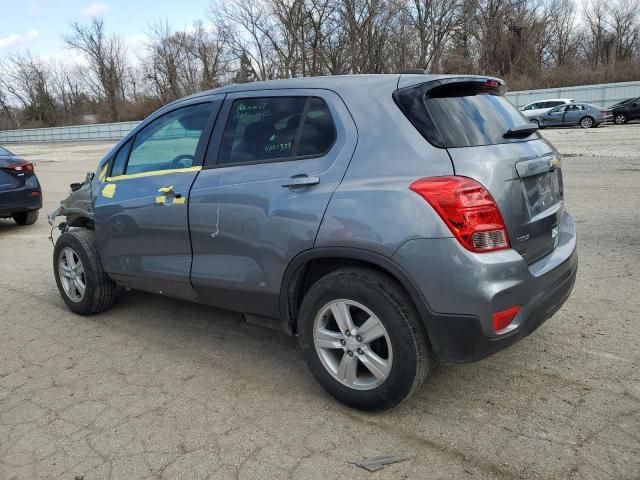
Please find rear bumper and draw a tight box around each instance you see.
[393,210,578,363]
[0,185,43,217]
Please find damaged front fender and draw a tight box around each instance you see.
[48,172,95,227]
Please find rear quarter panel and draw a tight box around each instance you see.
[316,81,454,256]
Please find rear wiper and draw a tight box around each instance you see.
[503,125,538,138]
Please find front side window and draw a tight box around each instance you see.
[218,96,335,165]
[126,103,211,175]
[110,138,133,177]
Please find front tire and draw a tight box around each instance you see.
[298,268,430,411]
[12,210,39,225]
[53,229,117,315]
[529,119,539,128]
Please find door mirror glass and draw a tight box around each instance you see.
[126,103,212,175]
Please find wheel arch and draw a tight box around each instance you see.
[280,247,434,338]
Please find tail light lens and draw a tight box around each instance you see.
[5,162,35,172]
[410,176,510,253]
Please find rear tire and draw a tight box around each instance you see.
[53,229,117,315]
[12,210,39,225]
[529,119,539,128]
[580,116,594,129]
[298,268,430,411]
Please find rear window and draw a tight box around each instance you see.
[394,81,537,148]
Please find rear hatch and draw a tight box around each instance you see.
[394,77,564,263]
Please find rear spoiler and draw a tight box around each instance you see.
[397,76,507,96]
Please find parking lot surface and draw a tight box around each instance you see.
[1,125,639,479]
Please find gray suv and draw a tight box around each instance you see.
[49,75,578,411]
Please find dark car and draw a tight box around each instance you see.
[610,96,640,125]
[0,145,42,225]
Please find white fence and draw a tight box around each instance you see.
[2,80,640,144]
[0,121,140,144]
[505,81,640,108]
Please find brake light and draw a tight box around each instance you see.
[409,176,510,253]
[6,162,34,172]
[483,79,500,88]
[492,305,520,332]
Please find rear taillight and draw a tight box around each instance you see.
[6,162,35,172]
[409,176,510,253]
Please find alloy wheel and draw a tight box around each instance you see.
[58,247,86,302]
[615,114,627,125]
[313,299,393,390]
[581,117,593,128]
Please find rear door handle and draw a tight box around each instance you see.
[282,174,320,189]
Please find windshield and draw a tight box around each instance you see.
[0,146,12,156]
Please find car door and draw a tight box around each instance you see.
[563,104,582,125]
[188,90,357,318]
[542,105,566,126]
[93,97,222,300]
[630,98,640,119]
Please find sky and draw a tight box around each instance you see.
[0,0,212,63]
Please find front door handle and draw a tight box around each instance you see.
[282,174,320,189]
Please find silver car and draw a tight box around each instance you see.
[520,98,574,125]
[49,74,577,411]
[538,103,608,129]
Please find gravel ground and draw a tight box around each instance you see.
[1,124,639,479]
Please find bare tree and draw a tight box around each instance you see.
[608,0,640,62]
[399,0,462,71]
[63,18,129,121]
[545,0,582,68]
[0,52,58,126]
[212,0,280,80]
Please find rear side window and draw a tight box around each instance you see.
[394,81,536,148]
[218,96,335,165]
